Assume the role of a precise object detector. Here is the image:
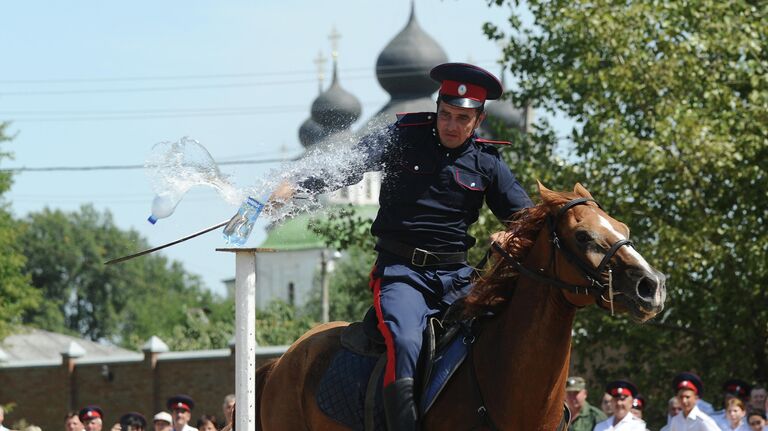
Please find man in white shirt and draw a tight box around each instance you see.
[661,396,684,431]
[593,380,648,431]
[167,395,198,431]
[669,372,721,431]
[79,406,104,431]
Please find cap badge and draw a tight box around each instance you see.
[457,84,467,96]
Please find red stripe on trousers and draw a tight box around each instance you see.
[370,267,397,387]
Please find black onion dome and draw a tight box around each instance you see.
[375,3,448,98]
[482,98,526,132]
[477,69,528,138]
[298,117,327,149]
[311,65,362,133]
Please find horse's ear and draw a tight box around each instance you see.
[573,183,594,199]
[537,181,559,203]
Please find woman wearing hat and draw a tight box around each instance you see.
[594,380,647,431]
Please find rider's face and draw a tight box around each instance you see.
[436,103,484,149]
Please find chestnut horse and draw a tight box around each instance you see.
[256,183,666,430]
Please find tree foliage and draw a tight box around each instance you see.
[303,245,376,323]
[255,300,315,346]
[19,205,234,350]
[484,0,768,425]
[0,123,40,339]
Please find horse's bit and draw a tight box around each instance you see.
[492,197,634,314]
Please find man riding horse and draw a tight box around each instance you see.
[275,62,532,430]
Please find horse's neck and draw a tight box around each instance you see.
[475,227,577,428]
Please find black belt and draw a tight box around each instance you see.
[376,238,467,267]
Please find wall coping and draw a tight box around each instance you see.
[0,345,289,369]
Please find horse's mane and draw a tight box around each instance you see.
[464,189,580,317]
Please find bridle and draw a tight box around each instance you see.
[491,197,634,314]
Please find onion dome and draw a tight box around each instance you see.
[375,2,448,99]
[477,68,530,138]
[298,117,327,149]
[311,63,362,134]
[479,99,527,136]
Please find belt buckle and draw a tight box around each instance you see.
[411,248,430,267]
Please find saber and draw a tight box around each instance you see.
[104,219,229,265]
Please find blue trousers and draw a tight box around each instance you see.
[370,252,474,387]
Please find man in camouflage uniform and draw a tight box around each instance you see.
[566,376,607,431]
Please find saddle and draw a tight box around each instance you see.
[344,301,467,388]
[316,301,471,431]
[317,302,573,431]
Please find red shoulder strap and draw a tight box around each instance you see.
[475,137,512,145]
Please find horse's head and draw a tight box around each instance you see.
[538,182,666,322]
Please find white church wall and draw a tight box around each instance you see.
[327,171,381,206]
[254,248,326,310]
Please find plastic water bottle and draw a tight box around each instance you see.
[222,192,272,246]
[147,192,182,224]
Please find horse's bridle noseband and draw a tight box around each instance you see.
[492,197,634,313]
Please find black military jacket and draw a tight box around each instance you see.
[302,112,533,252]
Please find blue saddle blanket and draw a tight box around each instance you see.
[316,336,468,430]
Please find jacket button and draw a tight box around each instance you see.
[414,165,419,171]
[471,182,476,187]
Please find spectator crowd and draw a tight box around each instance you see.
[0,395,235,431]
[567,373,768,431]
[2,373,767,430]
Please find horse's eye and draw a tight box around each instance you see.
[575,230,593,243]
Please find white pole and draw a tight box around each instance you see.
[321,250,329,323]
[217,247,274,431]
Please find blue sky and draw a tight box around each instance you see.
[0,0,535,294]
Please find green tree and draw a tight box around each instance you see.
[255,300,315,345]
[0,123,40,339]
[303,245,376,323]
[19,205,233,349]
[484,0,768,425]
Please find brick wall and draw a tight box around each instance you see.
[0,347,284,431]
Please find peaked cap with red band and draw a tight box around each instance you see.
[430,62,503,109]
[167,394,195,411]
[673,372,704,395]
[632,394,646,410]
[78,406,104,422]
[606,380,638,398]
[722,378,751,397]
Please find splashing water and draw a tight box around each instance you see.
[145,117,391,226]
[145,137,242,210]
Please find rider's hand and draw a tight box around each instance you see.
[490,231,512,246]
[266,181,296,211]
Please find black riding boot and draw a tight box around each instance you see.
[383,377,418,431]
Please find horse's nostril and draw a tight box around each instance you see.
[637,277,655,299]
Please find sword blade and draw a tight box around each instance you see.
[104,219,229,265]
